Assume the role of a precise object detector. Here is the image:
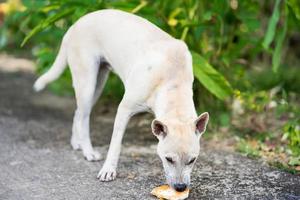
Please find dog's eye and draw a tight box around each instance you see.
[165,157,174,164]
[187,157,196,165]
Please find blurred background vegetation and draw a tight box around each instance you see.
[0,0,299,173]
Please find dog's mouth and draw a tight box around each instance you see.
[165,179,189,192]
[165,175,190,192]
[169,183,189,192]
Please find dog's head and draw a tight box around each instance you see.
[151,112,209,192]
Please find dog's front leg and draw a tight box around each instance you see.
[97,99,133,181]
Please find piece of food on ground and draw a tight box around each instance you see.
[151,185,189,200]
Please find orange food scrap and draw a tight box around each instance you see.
[151,185,189,200]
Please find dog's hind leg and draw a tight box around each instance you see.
[92,62,110,106]
[69,53,102,161]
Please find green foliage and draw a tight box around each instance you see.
[192,52,232,100]
[236,139,260,158]
[288,156,300,166]
[1,0,299,106]
[21,7,75,47]
[17,0,234,101]
[262,0,281,50]
[282,119,300,156]
[287,0,300,20]
[271,161,299,174]
[272,2,288,73]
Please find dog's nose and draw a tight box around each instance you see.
[174,183,187,192]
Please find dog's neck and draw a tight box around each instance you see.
[152,82,197,122]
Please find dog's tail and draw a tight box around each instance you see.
[33,39,68,92]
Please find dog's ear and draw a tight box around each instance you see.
[195,112,209,135]
[151,119,168,139]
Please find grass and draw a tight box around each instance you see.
[270,161,299,175]
[236,139,260,159]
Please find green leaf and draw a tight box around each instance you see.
[272,5,288,73]
[131,0,148,14]
[192,52,233,100]
[263,0,281,49]
[22,0,47,9]
[287,0,300,20]
[288,156,300,166]
[21,8,75,47]
[203,11,212,21]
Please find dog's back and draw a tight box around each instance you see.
[68,10,177,74]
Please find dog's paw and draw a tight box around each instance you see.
[71,138,102,161]
[83,149,102,161]
[97,165,117,181]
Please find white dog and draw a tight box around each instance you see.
[34,9,209,191]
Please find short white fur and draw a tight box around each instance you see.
[33,9,209,187]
